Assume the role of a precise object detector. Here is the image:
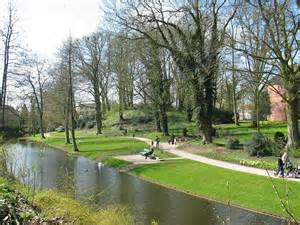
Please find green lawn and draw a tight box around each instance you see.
[29,131,147,161]
[131,159,300,220]
[214,121,300,145]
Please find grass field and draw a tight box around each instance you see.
[29,131,147,161]
[131,159,300,220]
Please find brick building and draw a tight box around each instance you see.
[267,84,300,122]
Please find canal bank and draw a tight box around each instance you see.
[24,134,300,223]
[5,142,293,225]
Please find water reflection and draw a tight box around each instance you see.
[6,143,287,225]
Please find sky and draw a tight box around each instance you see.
[0,0,104,60]
[0,0,105,106]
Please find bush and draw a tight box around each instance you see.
[274,131,286,143]
[226,138,240,150]
[79,120,86,129]
[0,127,24,139]
[87,122,95,129]
[244,133,272,157]
[289,147,300,158]
[212,108,234,124]
[239,160,277,170]
[271,132,286,156]
[182,128,188,136]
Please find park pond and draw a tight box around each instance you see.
[4,142,291,225]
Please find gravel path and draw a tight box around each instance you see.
[116,154,160,165]
[135,137,300,182]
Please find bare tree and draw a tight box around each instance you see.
[0,2,18,130]
[235,0,299,147]
[58,37,79,151]
[16,53,49,139]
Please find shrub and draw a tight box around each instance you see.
[79,120,86,129]
[182,128,188,137]
[239,160,277,170]
[244,133,272,157]
[271,132,287,156]
[226,138,240,150]
[87,122,95,129]
[212,108,234,124]
[289,147,300,158]
[0,127,24,139]
[274,131,286,143]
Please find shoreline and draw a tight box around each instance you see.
[18,138,299,222]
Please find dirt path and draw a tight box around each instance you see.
[135,137,300,182]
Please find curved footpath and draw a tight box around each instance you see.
[135,137,300,182]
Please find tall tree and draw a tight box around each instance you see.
[16,53,49,139]
[110,0,237,143]
[236,0,299,146]
[140,41,171,136]
[0,3,18,130]
[59,38,79,151]
[76,32,108,134]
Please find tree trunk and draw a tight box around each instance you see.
[286,97,300,147]
[0,11,12,131]
[160,104,169,136]
[64,100,71,144]
[101,93,106,115]
[232,74,239,126]
[231,40,239,126]
[68,40,78,152]
[65,117,70,144]
[94,84,102,135]
[154,105,162,132]
[186,104,193,122]
[256,91,260,132]
[38,111,45,139]
[202,124,213,144]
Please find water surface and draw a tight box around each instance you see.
[6,143,288,225]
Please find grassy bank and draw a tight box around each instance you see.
[29,131,147,161]
[130,159,300,220]
[0,177,134,224]
[26,118,300,220]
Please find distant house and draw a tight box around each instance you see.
[267,80,300,122]
[238,105,252,120]
[76,103,96,117]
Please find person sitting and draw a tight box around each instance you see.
[144,147,154,159]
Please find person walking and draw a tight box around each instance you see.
[155,136,160,149]
[282,151,289,169]
[276,155,284,177]
[171,133,175,145]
